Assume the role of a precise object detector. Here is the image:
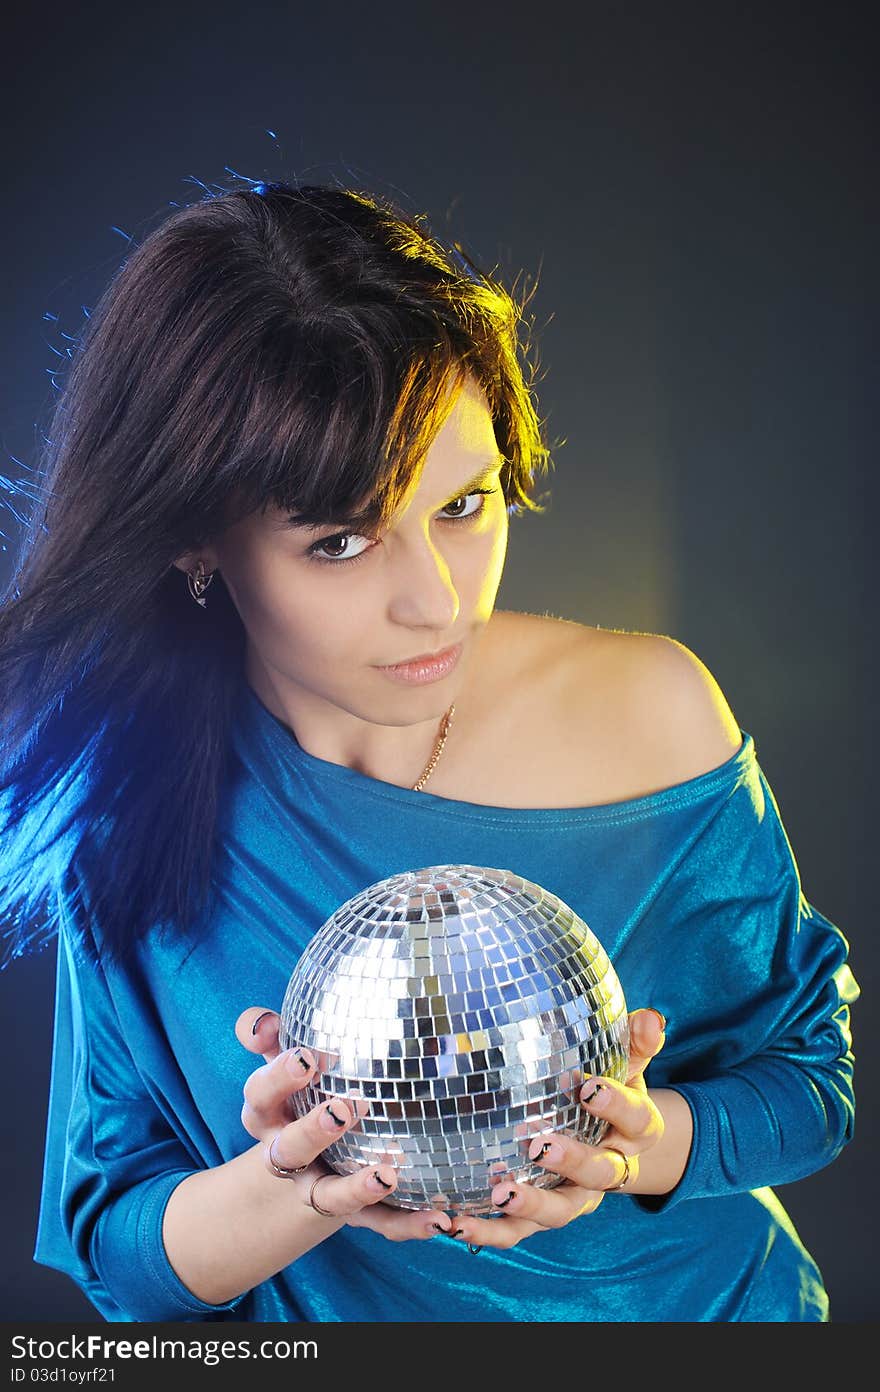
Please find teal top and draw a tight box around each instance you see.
[34,674,860,1322]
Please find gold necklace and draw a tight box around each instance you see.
[412,703,456,791]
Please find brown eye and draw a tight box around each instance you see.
[441,488,496,522]
[317,536,353,559]
[307,489,497,567]
[307,531,375,565]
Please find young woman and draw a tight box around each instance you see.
[0,180,858,1323]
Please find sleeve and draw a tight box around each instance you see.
[633,760,860,1215]
[33,863,249,1321]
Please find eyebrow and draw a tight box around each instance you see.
[288,454,507,535]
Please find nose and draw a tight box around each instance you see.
[387,533,460,634]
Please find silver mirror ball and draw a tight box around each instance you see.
[278,865,630,1217]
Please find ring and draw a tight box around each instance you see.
[267,1137,309,1179]
[603,1145,632,1191]
[308,1173,336,1217]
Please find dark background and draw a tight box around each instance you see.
[1,2,875,1321]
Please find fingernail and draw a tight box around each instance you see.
[650,1009,668,1032]
[493,1188,517,1208]
[371,1169,394,1191]
[252,1010,274,1036]
[286,1048,313,1075]
[528,1138,557,1163]
[582,1080,607,1107]
[430,1220,451,1235]
[444,1227,464,1239]
[320,1102,351,1131]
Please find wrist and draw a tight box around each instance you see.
[615,1087,694,1196]
[163,1142,345,1305]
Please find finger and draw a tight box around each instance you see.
[261,1093,372,1168]
[444,1211,544,1249]
[524,1129,637,1193]
[481,1174,612,1230]
[241,1046,320,1137]
[347,1201,456,1242]
[443,1205,551,1250]
[625,1008,667,1084]
[290,1164,405,1219]
[235,1008,282,1060]
[579,1074,662,1144]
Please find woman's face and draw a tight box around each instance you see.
[186,374,510,743]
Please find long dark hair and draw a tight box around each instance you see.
[0,178,554,971]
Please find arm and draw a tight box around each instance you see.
[37,867,347,1318]
[35,883,248,1320]
[38,864,451,1316]
[437,633,859,1249]
[167,1000,475,1306]
[600,1003,856,1213]
[618,1087,694,1195]
[634,907,857,1213]
[160,1142,346,1307]
[621,636,859,1212]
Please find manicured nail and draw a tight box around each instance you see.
[372,1170,393,1190]
[494,1189,517,1208]
[650,1009,668,1032]
[252,1010,274,1036]
[582,1081,607,1107]
[320,1102,351,1130]
[528,1138,557,1163]
[430,1221,451,1234]
[285,1048,312,1075]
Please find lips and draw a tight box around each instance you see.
[381,643,457,668]
[376,641,463,685]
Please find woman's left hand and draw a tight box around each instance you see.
[348,1006,668,1251]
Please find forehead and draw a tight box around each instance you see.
[436,373,496,444]
[235,373,500,536]
[405,379,497,479]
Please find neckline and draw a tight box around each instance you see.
[234,676,757,826]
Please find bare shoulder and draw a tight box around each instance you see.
[627,629,743,761]
[498,611,745,786]
[566,624,745,785]
[455,611,743,808]
[487,607,590,658]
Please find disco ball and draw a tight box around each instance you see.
[278,864,630,1216]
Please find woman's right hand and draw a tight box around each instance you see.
[235,1007,455,1241]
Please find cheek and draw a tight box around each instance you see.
[260,576,368,668]
[479,513,509,581]
[223,551,317,648]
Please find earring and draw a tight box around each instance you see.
[187,559,215,608]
